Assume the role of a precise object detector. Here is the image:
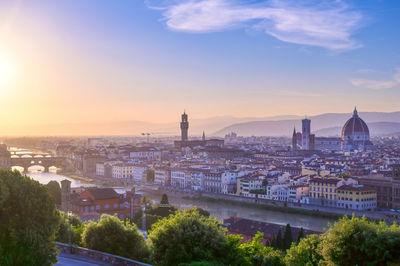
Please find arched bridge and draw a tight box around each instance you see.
[10,156,65,172]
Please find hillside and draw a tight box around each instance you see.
[213,112,400,137]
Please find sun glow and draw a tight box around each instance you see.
[0,51,17,90]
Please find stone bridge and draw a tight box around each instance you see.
[10,155,65,172]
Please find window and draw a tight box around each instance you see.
[114,203,118,209]
[96,205,100,210]
[105,204,109,209]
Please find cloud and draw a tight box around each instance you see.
[350,68,400,90]
[149,0,363,51]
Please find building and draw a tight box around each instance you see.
[203,170,223,193]
[154,166,171,186]
[237,175,265,195]
[180,111,189,142]
[71,188,142,220]
[174,111,225,149]
[132,165,147,183]
[308,177,341,207]
[223,217,319,244]
[342,107,373,151]
[0,144,11,169]
[171,168,190,189]
[96,162,105,176]
[112,163,134,179]
[358,175,393,208]
[288,185,309,202]
[302,118,311,150]
[337,185,377,210]
[82,154,105,175]
[315,137,342,151]
[292,127,298,151]
[129,147,161,161]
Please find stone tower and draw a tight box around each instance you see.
[302,118,311,150]
[180,111,189,142]
[61,179,71,213]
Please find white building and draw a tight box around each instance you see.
[154,166,170,186]
[190,170,205,191]
[237,175,265,196]
[130,148,161,161]
[221,170,250,194]
[96,163,105,176]
[171,168,190,189]
[203,170,223,193]
[112,163,134,179]
[133,165,148,183]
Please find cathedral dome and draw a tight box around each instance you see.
[341,108,369,140]
[341,108,371,151]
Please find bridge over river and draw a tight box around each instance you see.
[0,145,65,172]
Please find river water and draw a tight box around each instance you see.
[25,170,335,232]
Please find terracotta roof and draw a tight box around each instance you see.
[87,188,119,200]
[224,217,320,239]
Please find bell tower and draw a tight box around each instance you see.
[180,111,189,142]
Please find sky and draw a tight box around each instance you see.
[0,0,399,129]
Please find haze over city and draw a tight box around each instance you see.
[0,0,399,136]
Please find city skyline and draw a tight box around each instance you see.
[0,0,399,133]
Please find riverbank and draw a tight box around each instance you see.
[183,195,344,220]
[68,174,93,183]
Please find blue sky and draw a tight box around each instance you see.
[0,0,399,125]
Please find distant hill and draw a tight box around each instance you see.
[213,112,400,137]
[0,114,302,136]
[314,122,400,137]
[2,112,399,137]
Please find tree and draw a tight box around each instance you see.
[239,232,285,266]
[148,207,228,265]
[0,170,59,266]
[283,224,293,250]
[146,168,155,183]
[55,211,84,245]
[160,193,169,206]
[285,234,323,266]
[275,229,283,250]
[320,216,400,265]
[297,227,305,243]
[82,214,149,261]
[46,180,61,205]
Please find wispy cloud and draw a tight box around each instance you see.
[149,0,363,51]
[350,68,400,90]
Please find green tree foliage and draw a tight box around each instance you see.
[55,211,84,245]
[320,216,400,265]
[0,170,59,266]
[239,232,285,266]
[146,168,155,183]
[160,193,169,206]
[283,224,293,250]
[148,207,228,265]
[286,216,400,265]
[275,229,283,250]
[46,180,61,205]
[285,234,323,266]
[297,227,305,243]
[81,214,149,261]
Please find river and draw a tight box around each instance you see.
[25,170,335,232]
